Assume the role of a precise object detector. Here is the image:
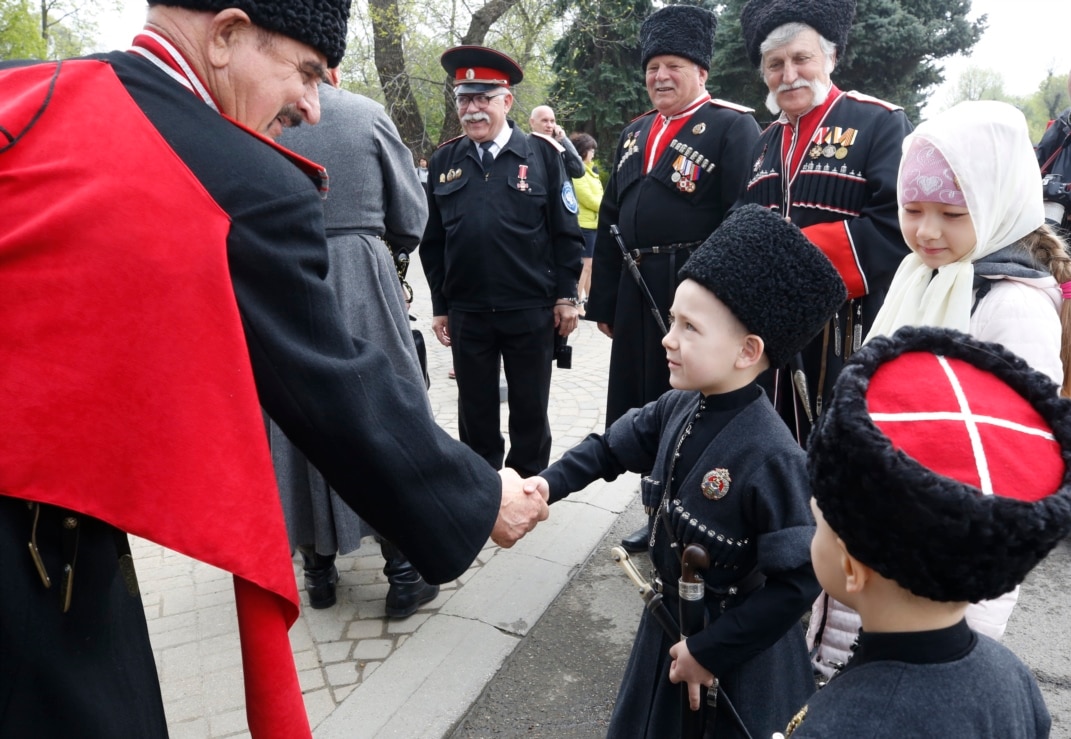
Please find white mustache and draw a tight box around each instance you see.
[461,112,490,124]
[777,79,812,92]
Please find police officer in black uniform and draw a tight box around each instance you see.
[422,46,584,478]
[584,5,760,553]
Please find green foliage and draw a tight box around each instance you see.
[709,0,985,124]
[0,0,47,59]
[548,0,653,166]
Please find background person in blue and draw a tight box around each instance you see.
[421,46,584,477]
[525,205,846,738]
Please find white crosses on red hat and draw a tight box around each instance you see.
[867,352,1064,503]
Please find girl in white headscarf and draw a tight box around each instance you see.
[808,100,1071,681]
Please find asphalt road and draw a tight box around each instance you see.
[449,495,1071,739]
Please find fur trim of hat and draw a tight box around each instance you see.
[678,204,846,367]
[809,326,1071,603]
[739,0,856,67]
[148,0,352,67]
[640,5,717,71]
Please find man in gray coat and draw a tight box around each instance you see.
[268,69,437,617]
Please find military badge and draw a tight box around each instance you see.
[692,122,706,135]
[821,144,836,158]
[439,173,446,183]
[672,154,701,193]
[561,181,579,214]
[701,469,731,500]
[516,164,529,192]
[809,145,822,159]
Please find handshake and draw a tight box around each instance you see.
[490,470,553,548]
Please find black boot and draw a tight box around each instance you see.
[620,523,650,554]
[378,538,439,619]
[298,545,338,609]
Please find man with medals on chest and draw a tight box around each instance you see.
[736,0,913,445]
[585,4,760,554]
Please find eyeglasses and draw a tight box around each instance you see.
[455,93,506,109]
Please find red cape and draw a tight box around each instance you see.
[0,60,310,738]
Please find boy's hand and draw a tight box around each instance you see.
[522,475,551,503]
[668,639,715,711]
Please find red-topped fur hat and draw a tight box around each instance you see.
[809,326,1071,603]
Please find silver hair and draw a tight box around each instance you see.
[757,22,837,75]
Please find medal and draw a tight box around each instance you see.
[678,178,696,193]
[822,144,836,158]
[671,172,682,182]
[835,146,848,159]
[692,122,706,135]
[809,145,822,159]
[439,173,446,183]
[701,469,731,500]
[516,164,529,192]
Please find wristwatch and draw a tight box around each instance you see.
[556,298,579,308]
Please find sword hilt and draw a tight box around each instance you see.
[611,545,656,598]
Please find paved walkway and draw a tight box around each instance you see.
[135,255,635,737]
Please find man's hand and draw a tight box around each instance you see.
[521,475,551,502]
[552,124,567,142]
[491,468,549,548]
[668,639,716,711]
[432,315,450,346]
[554,303,579,336]
[597,321,613,339]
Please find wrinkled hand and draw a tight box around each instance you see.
[554,304,579,336]
[668,639,716,711]
[521,475,551,503]
[432,315,450,347]
[492,468,549,548]
[597,321,613,339]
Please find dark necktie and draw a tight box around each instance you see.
[480,141,494,172]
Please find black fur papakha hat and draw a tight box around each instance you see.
[739,0,856,68]
[678,204,846,367]
[640,5,717,71]
[147,0,352,67]
[809,326,1071,603]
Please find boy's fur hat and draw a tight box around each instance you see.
[810,326,1071,603]
[640,5,717,71]
[148,0,352,67]
[678,204,846,367]
[739,0,856,67]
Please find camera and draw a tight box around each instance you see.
[1041,174,1071,225]
[554,332,572,369]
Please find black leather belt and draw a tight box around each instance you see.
[629,240,703,262]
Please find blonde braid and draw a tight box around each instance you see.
[1021,225,1071,396]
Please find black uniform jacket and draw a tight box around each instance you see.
[737,89,912,433]
[422,121,583,315]
[586,99,761,326]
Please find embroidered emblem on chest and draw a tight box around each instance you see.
[701,468,731,500]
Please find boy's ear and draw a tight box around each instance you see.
[838,537,872,593]
[736,334,765,369]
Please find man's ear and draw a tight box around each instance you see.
[206,8,253,69]
[736,334,765,369]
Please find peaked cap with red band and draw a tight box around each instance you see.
[809,326,1071,603]
[441,45,523,93]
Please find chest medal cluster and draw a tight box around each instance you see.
[808,126,859,161]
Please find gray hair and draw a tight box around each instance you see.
[757,22,837,74]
